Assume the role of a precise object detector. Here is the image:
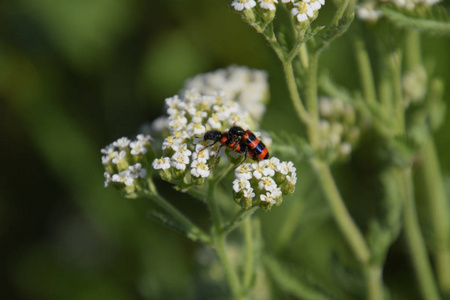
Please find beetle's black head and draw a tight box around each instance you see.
[203,130,222,142]
[228,126,246,137]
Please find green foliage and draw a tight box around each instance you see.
[382,6,450,36]
[263,255,336,300]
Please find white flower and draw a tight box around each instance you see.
[260,192,276,204]
[171,152,189,170]
[213,104,232,121]
[172,143,192,157]
[128,163,147,179]
[192,148,211,162]
[207,114,222,130]
[190,160,210,178]
[152,157,171,170]
[130,140,147,155]
[243,188,255,199]
[187,122,206,137]
[112,150,126,164]
[292,2,314,22]
[227,115,249,129]
[168,114,188,131]
[309,0,324,11]
[356,2,382,21]
[281,0,294,3]
[112,170,134,186]
[165,95,186,116]
[101,144,114,155]
[233,177,251,193]
[287,172,297,185]
[264,157,279,176]
[162,136,182,150]
[259,0,278,10]
[276,161,295,175]
[191,111,208,123]
[102,155,111,165]
[104,172,111,187]
[172,130,189,140]
[113,137,130,148]
[137,134,151,142]
[339,142,352,157]
[258,176,277,192]
[235,163,254,180]
[252,160,270,179]
[231,0,257,11]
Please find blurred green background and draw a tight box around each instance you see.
[1,0,450,299]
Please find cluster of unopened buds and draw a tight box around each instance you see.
[102,66,297,211]
[317,96,361,161]
[231,0,325,23]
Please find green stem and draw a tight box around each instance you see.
[299,44,309,69]
[332,0,350,26]
[282,61,311,125]
[405,30,421,70]
[354,37,378,107]
[274,197,305,253]
[243,218,254,292]
[379,56,394,118]
[365,265,384,300]
[388,49,404,132]
[421,137,450,294]
[311,159,371,265]
[401,168,441,300]
[311,159,384,300]
[146,179,211,244]
[261,25,310,125]
[207,174,243,299]
[222,207,258,235]
[305,52,320,149]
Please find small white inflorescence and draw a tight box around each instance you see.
[233,158,296,211]
[388,0,441,9]
[356,1,383,21]
[317,97,361,162]
[230,0,325,24]
[102,134,153,197]
[102,66,296,210]
[232,0,257,11]
[356,0,441,19]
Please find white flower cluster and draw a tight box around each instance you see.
[388,0,441,10]
[233,158,297,211]
[318,97,360,161]
[291,0,325,23]
[357,0,441,21]
[102,135,152,196]
[183,65,269,122]
[151,88,261,184]
[402,65,427,105]
[231,0,324,23]
[357,1,383,21]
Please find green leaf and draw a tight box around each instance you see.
[382,7,450,36]
[147,209,204,242]
[269,131,310,160]
[316,14,355,53]
[263,255,337,300]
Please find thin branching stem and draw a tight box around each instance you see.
[354,37,378,107]
[207,169,243,299]
[146,179,211,244]
[243,218,254,293]
[400,168,441,300]
[422,137,450,294]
